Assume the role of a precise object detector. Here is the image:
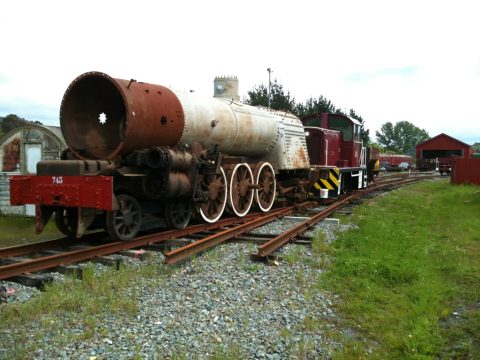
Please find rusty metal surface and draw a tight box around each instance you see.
[60,72,185,160]
[0,232,103,259]
[277,117,310,170]
[164,207,294,264]
[257,197,350,258]
[256,175,439,258]
[0,213,263,280]
[1,135,21,172]
[10,175,114,210]
[60,71,310,172]
[176,93,280,158]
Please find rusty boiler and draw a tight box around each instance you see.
[59,72,309,171]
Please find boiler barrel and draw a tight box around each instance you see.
[60,72,279,160]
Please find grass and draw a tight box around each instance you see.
[0,215,62,248]
[319,179,480,359]
[1,180,479,359]
[0,258,173,358]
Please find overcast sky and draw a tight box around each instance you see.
[1,0,479,144]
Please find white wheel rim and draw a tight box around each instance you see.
[255,162,276,212]
[198,167,228,223]
[228,163,254,217]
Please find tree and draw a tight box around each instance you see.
[1,114,27,134]
[245,80,371,145]
[375,121,429,153]
[293,96,336,119]
[0,114,42,136]
[245,80,295,113]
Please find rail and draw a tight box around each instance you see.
[0,213,261,280]
[254,173,440,259]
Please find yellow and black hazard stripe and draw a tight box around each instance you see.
[314,168,340,195]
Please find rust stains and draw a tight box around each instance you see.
[2,137,20,172]
[292,146,309,169]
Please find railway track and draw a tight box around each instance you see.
[0,212,268,280]
[0,173,440,281]
[252,172,441,260]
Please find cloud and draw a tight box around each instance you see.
[346,66,418,83]
[0,74,10,84]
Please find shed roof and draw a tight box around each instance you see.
[416,133,472,149]
[0,124,65,146]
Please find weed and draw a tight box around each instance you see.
[243,262,260,273]
[284,245,304,265]
[320,179,480,359]
[0,257,173,359]
[0,215,62,248]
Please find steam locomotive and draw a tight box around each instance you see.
[10,72,373,240]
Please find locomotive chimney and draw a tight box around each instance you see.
[213,76,239,101]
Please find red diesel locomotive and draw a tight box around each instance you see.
[302,113,370,198]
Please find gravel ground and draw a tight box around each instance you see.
[0,219,354,359]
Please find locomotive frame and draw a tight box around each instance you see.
[10,72,372,241]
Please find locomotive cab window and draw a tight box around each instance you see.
[354,124,361,142]
[329,117,352,141]
[303,117,321,127]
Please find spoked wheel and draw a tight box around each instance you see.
[55,207,78,237]
[228,163,254,217]
[254,162,276,212]
[165,199,192,229]
[106,194,142,241]
[196,167,228,223]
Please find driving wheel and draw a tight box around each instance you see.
[196,167,228,223]
[254,162,276,212]
[228,163,254,217]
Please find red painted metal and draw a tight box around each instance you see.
[9,175,114,210]
[451,158,480,185]
[305,128,340,166]
[303,113,363,169]
[416,133,473,161]
[379,154,413,167]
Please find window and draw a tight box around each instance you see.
[354,124,361,142]
[303,117,321,127]
[329,117,352,141]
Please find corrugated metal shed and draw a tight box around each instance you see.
[0,124,66,216]
[451,158,480,186]
[416,133,474,160]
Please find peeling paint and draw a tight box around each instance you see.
[2,137,20,172]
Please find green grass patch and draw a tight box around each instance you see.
[0,215,62,248]
[0,258,173,358]
[320,179,480,359]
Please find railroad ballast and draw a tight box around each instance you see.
[10,72,377,240]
